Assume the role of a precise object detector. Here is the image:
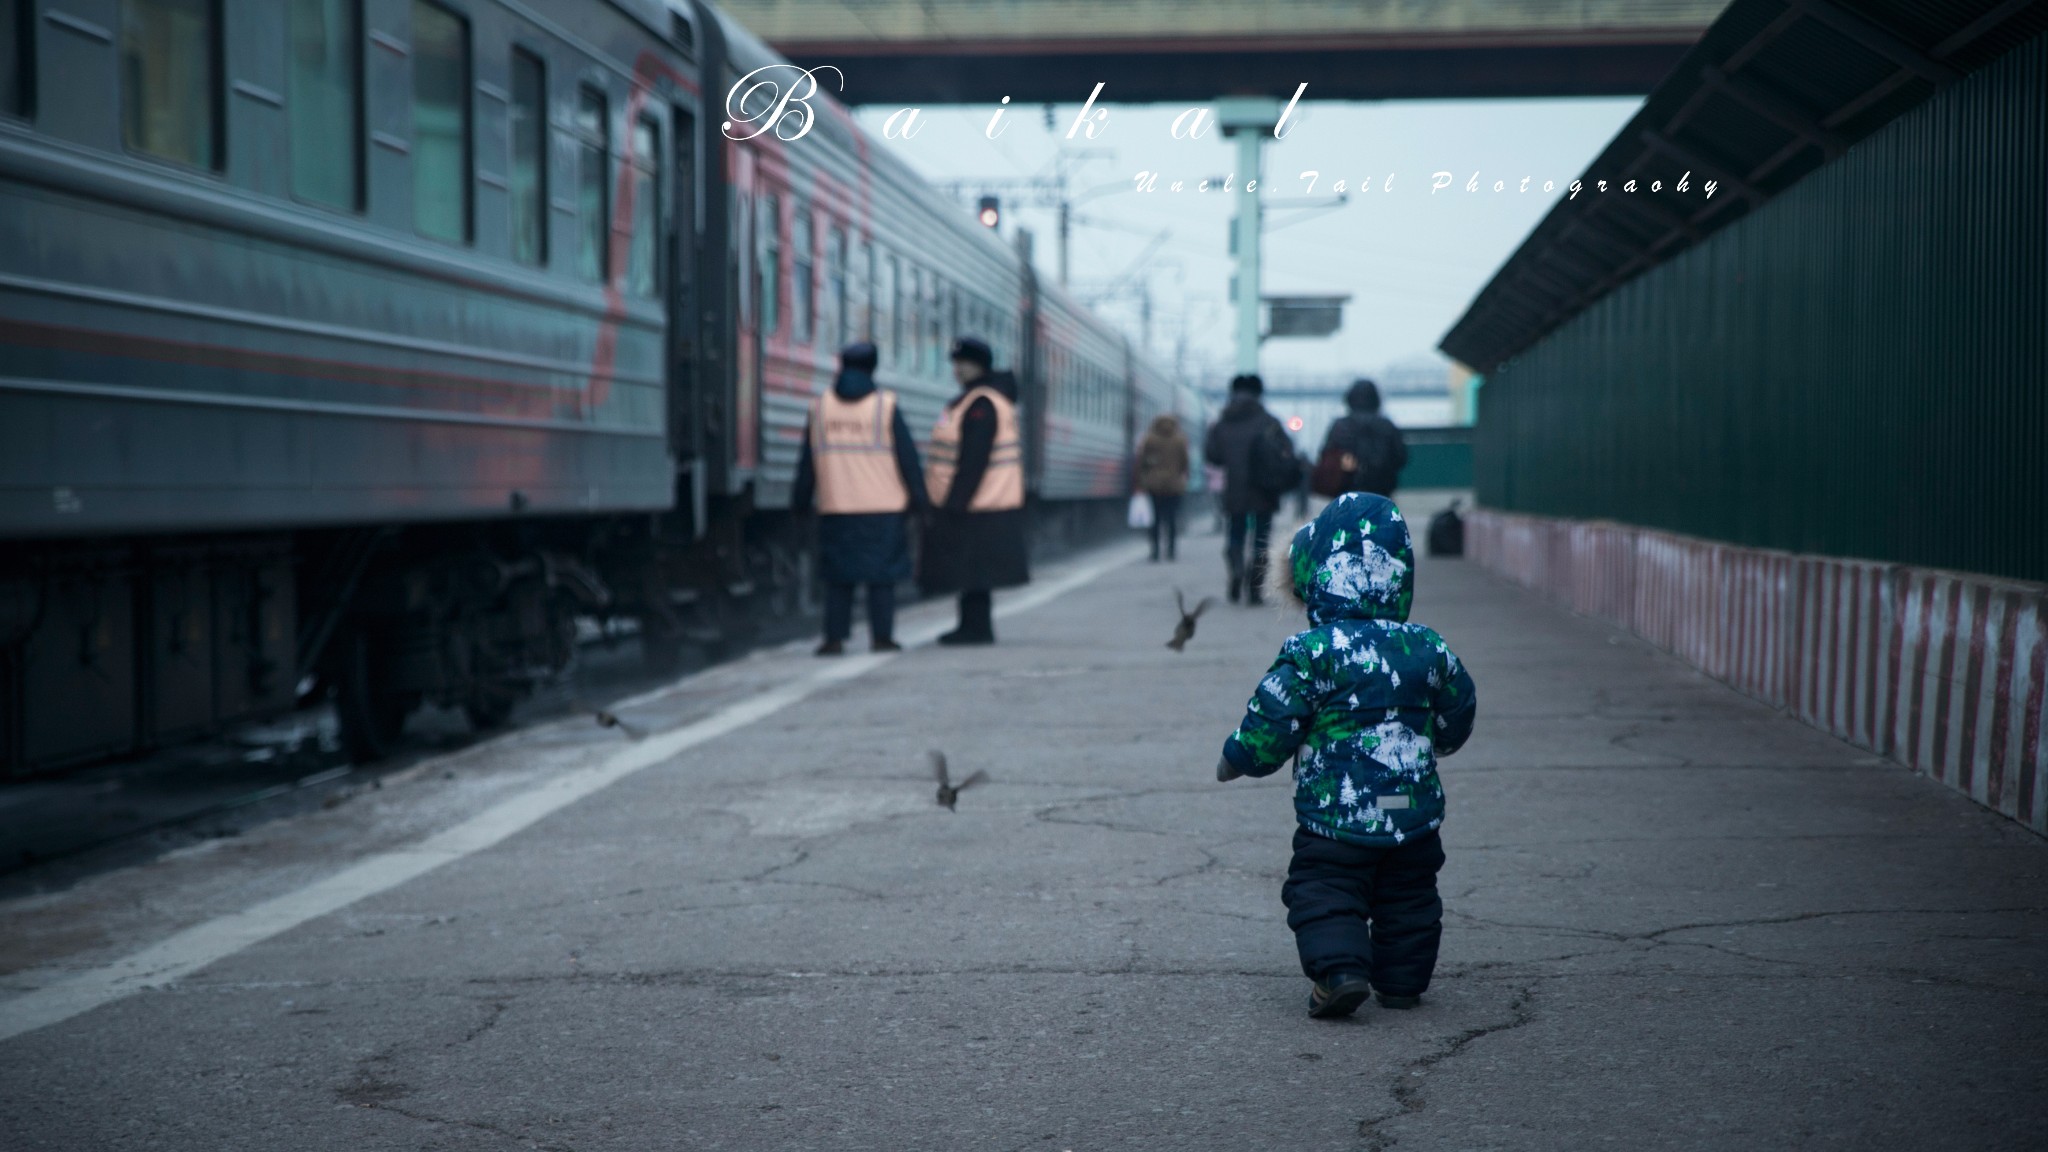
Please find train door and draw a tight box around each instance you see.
[1122,342,1139,490]
[1015,241,1046,494]
[723,146,761,497]
[668,104,705,538]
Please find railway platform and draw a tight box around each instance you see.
[2,518,2045,1150]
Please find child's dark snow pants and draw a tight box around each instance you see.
[1281,828,1446,995]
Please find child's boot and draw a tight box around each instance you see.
[1376,991,1422,1010]
[1308,972,1373,1019]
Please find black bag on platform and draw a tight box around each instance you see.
[1426,500,1465,557]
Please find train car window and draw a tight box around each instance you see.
[120,0,221,170]
[791,207,812,343]
[890,262,906,366]
[508,48,545,265]
[758,192,780,335]
[919,275,934,374]
[904,262,918,369]
[288,0,361,209]
[2,0,32,119]
[927,279,943,376]
[410,1,470,244]
[572,86,607,282]
[920,269,934,371]
[914,267,929,371]
[904,266,921,371]
[827,225,847,348]
[857,239,874,344]
[882,255,899,365]
[627,116,658,296]
[922,269,936,370]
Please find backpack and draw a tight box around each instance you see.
[1350,417,1405,495]
[1310,422,1358,497]
[1250,420,1302,496]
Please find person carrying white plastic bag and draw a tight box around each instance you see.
[1128,490,1155,530]
[1135,414,1191,561]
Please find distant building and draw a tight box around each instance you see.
[1378,358,1456,428]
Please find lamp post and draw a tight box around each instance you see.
[1215,99,1280,376]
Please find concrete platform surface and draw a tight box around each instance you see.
[2,527,2045,1151]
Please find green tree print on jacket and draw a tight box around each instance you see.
[1221,493,1477,845]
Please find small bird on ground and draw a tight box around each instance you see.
[1167,588,1216,652]
[573,698,645,741]
[930,750,988,811]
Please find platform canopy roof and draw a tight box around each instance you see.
[714,0,1729,102]
[1439,0,2048,374]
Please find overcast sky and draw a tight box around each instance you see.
[856,97,1643,385]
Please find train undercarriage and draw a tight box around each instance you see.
[0,488,1140,778]
[0,498,823,778]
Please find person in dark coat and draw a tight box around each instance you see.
[1319,378,1408,497]
[792,342,929,655]
[1203,373,1291,605]
[920,337,1029,646]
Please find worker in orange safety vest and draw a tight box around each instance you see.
[792,342,930,655]
[919,337,1030,645]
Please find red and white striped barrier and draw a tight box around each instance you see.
[1469,509,2048,835]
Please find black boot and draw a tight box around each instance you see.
[1309,973,1373,1019]
[938,590,995,645]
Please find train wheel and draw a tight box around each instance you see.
[463,696,515,732]
[334,626,408,763]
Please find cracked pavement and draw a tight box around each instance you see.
[2,537,2046,1150]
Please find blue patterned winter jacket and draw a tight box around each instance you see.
[1221,493,1478,845]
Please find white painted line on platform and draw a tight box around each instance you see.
[0,545,1141,1044]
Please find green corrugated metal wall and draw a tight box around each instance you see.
[1400,428,1474,490]
[1475,30,2047,584]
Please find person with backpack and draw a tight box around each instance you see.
[1310,378,1408,498]
[1203,373,1298,605]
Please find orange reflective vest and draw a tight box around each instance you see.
[809,388,910,514]
[926,385,1025,512]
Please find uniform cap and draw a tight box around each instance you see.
[949,337,994,369]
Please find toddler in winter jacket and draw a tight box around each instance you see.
[1216,492,1478,1018]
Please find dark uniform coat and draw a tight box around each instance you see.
[792,370,929,585]
[919,370,1030,594]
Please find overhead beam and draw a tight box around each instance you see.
[1789,0,1960,83]
[1700,65,1850,158]
[772,41,1698,104]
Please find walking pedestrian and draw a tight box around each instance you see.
[1215,493,1479,1019]
[1136,414,1191,562]
[1202,374,1296,605]
[920,337,1029,645]
[1312,378,1408,497]
[791,341,929,656]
